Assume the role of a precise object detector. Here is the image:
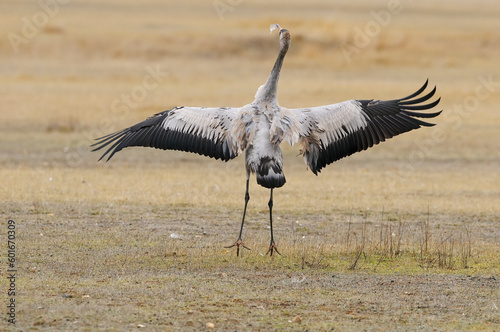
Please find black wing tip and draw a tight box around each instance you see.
[97,155,109,162]
[89,110,176,162]
[93,146,116,162]
[92,142,110,161]
[399,81,441,119]
[420,109,442,125]
[403,80,441,127]
[91,128,133,162]
[96,148,116,162]
[400,79,438,101]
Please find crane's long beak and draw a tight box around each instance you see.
[270,23,282,34]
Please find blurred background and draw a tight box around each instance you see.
[1,0,499,215]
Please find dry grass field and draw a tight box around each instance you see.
[1,0,499,330]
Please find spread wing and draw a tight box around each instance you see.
[288,80,442,174]
[92,106,241,162]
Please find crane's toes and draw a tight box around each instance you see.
[225,239,251,257]
[265,242,281,256]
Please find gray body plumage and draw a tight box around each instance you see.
[243,106,286,189]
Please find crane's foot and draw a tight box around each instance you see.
[265,241,281,256]
[225,238,250,257]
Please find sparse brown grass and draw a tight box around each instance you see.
[1,0,499,330]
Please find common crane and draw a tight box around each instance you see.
[92,24,441,256]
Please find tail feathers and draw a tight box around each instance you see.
[256,168,286,189]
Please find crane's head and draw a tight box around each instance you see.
[270,23,291,53]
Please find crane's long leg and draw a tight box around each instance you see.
[225,174,251,256]
[266,188,281,256]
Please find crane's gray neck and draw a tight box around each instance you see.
[254,34,289,105]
